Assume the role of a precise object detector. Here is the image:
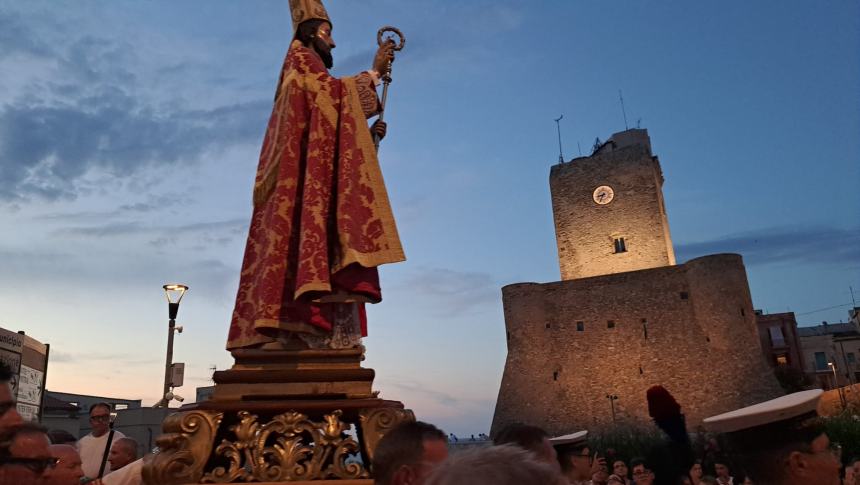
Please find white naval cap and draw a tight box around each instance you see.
[549,430,588,447]
[703,389,824,433]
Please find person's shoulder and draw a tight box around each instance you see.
[114,429,126,438]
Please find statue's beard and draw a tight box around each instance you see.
[312,37,334,69]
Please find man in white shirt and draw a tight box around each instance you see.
[76,402,125,479]
[102,457,144,485]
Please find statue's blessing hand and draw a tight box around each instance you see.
[372,41,395,76]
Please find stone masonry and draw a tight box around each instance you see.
[491,129,783,436]
[551,129,675,280]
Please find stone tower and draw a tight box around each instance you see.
[491,128,782,437]
[551,129,676,280]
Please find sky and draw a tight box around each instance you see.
[0,1,857,436]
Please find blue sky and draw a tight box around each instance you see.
[0,1,857,435]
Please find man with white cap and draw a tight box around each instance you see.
[703,389,840,485]
[551,431,605,485]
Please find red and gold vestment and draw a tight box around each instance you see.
[227,40,404,350]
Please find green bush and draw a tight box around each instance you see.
[587,424,665,461]
[584,414,860,468]
[823,412,860,463]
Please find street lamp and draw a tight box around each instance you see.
[606,394,619,423]
[160,284,188,408]
[828,362,847,408]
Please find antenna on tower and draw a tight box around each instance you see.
[577,141,582,157]
[554,115,565,163]
[618,89,629,130]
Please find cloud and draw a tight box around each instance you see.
[376,376,495,434]
[49,350,159,367]
[0,17,269,204]
[0,95,268,202]
[51,218,247,247]
[34,193,196,222]
[0,10,53,59]
[397,267,500,317]
[675,225,860,267]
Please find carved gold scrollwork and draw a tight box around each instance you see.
[142,410,223,485]
[202,409,367,483]
[358,407,415,464]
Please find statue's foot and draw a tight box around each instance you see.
[255,337,311,351]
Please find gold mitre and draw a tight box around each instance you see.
[289,0,331,33]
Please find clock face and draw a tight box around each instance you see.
[593,185,615,205]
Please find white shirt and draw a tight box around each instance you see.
[76,430,126,478]
[103,457,144,485]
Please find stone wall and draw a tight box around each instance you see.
[550,129,675,281]
[491,254,784,436]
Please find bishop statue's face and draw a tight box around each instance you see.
[313,22,335,69]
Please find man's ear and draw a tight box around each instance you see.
[391,464,416,485]
[786,450,809,477]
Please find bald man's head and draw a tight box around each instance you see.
[44,445,84,485]
[108,437,138,471]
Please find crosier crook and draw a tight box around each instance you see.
[373,26,405,151]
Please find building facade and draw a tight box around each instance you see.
[755,311,805,371]
[797,309,860,389]
[491,129,783,436]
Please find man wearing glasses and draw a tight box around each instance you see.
[0,362,23,433]
[704,389,841,485]
[77,402,125,479]
[0,422,57,484]
[629,458,655,485]
[551,431,606,485]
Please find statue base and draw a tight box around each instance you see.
[143,348,415,484]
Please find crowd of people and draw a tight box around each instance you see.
[371,388,848,485]
[372,417,848,485]
[0,359,851,485]
[0,364,144,485]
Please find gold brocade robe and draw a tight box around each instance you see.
[227,41,405,350]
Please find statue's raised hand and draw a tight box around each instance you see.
[372,40,395,77]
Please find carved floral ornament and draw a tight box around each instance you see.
[143,406,415,484]
[202,410,364,482]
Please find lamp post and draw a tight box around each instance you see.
[160,284,188,408]
[828,362,847,408]
[605,394,618,423]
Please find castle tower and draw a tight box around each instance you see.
[491,128,782,437]
[550,129,676,280]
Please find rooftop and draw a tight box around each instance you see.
[797,322,859,338]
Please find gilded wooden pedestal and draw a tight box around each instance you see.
[143,349,414,484]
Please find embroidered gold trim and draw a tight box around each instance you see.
[335,77,406,272]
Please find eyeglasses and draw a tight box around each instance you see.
[0,400,16,414]
[0,456,59,474]
[90,414,110,422]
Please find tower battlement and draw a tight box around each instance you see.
[551,128,675,280]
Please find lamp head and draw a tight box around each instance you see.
[163,284,189,320]
[163,284,189,304]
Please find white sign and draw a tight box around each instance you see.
[17,366,44,406]
[17,403,39,421]
[0,328,24,354]
[171,363,185,388]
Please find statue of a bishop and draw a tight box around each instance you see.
[227,0,405,351]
